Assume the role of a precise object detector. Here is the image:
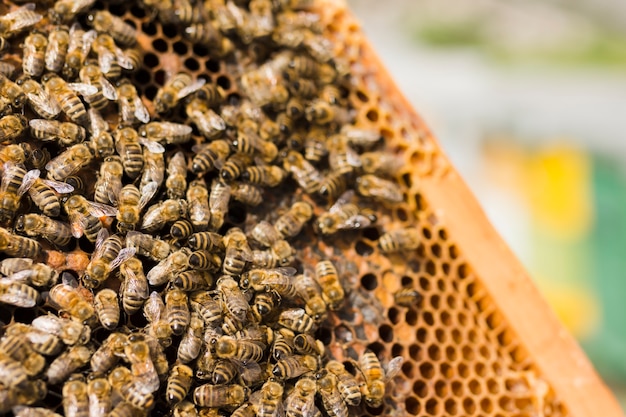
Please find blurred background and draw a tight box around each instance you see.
[347,0,626,409]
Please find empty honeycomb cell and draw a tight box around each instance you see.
[424,398,439,415]
[463,397,477,414]
[445,345,457,362]
[406,308,419,325]
[419,362,435,379]
[387,307,401,324]
[457,362,470,378]
[427,344,441,361]
[152,38,168,52]
[402,361,415,379]
[481,397,495,413]
[405,396,421,415]
[439,311,452,326]
[434,380,447,397]
[444,398,458,415]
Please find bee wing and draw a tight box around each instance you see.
[119,97,134,123]
[17,169,40,197]
[177,78,206,99]
[270,266,297,277]
[384,356,404,382]
[41,179,74,194]
[339,214,371,230]
[100,76,118,100]
[109,247,136,271]
[346,146,362,168]
[0,286,37,308]
[67,82,98,97]
[87,201,118,217]
[139,182,159,210]
[114,46,134,70]
[1,162,21,193]
[91,227,109,259]
[328,190,354,214]
[144,291,165,321]
[5,4,42,32]
[82,30,97,54]
[27,89,62,118]
[61,271,79,287]
[234,359,263,386]
[5,269,35,284]
[206,109,226,130]
[67,210,87,238]
[134,97,151,124]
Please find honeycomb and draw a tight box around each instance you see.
[0,0,617,416]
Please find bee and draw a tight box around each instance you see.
[377,228,420,253]
[26,145,51,172]
[50,0,96,23]
[139,122,193,145]
[325,361,361,406]
[220,152,252,182]
[155,72,205,114]
[87,377,112,417]
[241,267,297,299]
[87,108,115,158]
[84,228,134,289]
[64,175,85,195]
[108,366,153,410]
[12,407,63,417]
[393,288,422,308]
[210,358,237,385]
[0,227,41,258]
[0,351,30,390]
[328,134,360,176]
[115,127,154,179]
[278,308,315,334]
[165,288,191,335]
[178,312,204,363]
[0,144,27,168]
[184,21,224,50]
[222,228,251,276]
[274,201,313,239]
[188,231,224,252]
[293,334,324,357]
[42,73,96,127]
[293,273,326,321]
[32,313,90,345]
[117,46,142,73]
[188,250,222,273]
[305,99,345,125]
[0,162,30,225]
[91,33,125,80]
[0,276,39,308]
[272,354,318,380]
[46,345,93,385]
[93,156,123,206]
[231,183,263,207]
[186,97,226,139]
[79,60,118,110]
[240,61,289,109]
[93,289,121,330]
[257,380,283,417]
[359,151,400,177]
[172,270,213,291]
[143,291,173,347]
[241,165,284,187]
[319,171,348,202]
[191,140,229,177]
[109,402,144,417]
[216,275,249,325]
[356,174,404,204]
[315,260,344,310]
[141,199,187,232]
[193,383,247,408]
[90,332,127,374]
[209,179,231,231]
[63,24,96,79]
[140,145,166,193]
[0,62,14,77]
[48,279,94,322]
[0,114,27,142]
[167,364,194,405]
[45,25,70,73]
[0,259,58,287]
[170,219,194,241]
[119,257,149,315]
[215,335,264,363]
[282,150,322,194]
[64,195,117,242]
[62,375,89,417]
[23,32,47,77]
[143,246,188,286]
[288,78,317,99]
[340,125,381,148]
[116,79,150,124]
[124,335,160,395]
[0,73,26,112]
[359,352,403,408]
[116,184,154,234]
[251,239,295,269]
[233,124,278,163]
[87,10,136,46]
[165,152,187,200]
[317,371,348,417]
[251,291,278,323]
[45,144,93,181]
[0,333,45,377]
[189,291,223,328]
[6,323,63,356]
[285,374,318,417]
[29,119,86,146]
[179,178,209,232]
[0,3,42,38]
[316,192,376,235]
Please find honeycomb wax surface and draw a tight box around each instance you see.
[0,0,621,417]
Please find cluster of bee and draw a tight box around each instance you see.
[0,0,422,416]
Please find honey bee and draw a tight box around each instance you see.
[0,162,30,225]
[240,57,290,108]
[222,228,251,276]
[124,335,160,395]
[87,108,115,158]
[0,3,43,38]
[0,144,27,168]
[140,146,166,192]
[155,72,205,114]
[126,231,171,260]
[108,366,154,410]
[278,308,315,334]
[328,134,360,176]
[0,62,14,77]
[320,84,343,105]
[64,195,117,242]
[0,352,29,389]
[274,202,312,239]
[315,260,344,310]
[46,345,93,385]
[359,352,403,408]
[50,0,96,24]
[139,122,193,145]
[165,152,187,200]
[84,229,134,289]
[117,46,143,73]
[116,79,150,124]
[115,127,155,179]
[63,24,96,79]
[165,288,191,335]
[0,333,45,377]
[188,249,222,273]
[87,10,137,46]
[93,288,121,330]
[0,259,58,287]
[317,371,348,417]
[325,361,361,406]
[186,97,226,139]
[377,228,420,254]
[180,178,208,232]
[233,124,278,163]
[48,279,94,322]
[12,407,62,417]
[42,73,96,127]
[220,152,252,181]
[195,346,217,381]
[45,143,93,181]
[282,150,322,194]
[216,274,249,325]
[241,164,285,187]
[0,114,27,142]
[87,377,112,417]
[64,175,85,196]
[62,375,89,417]
[358,151,400,177]
[252,239,295,269]
[146,248,190,286]
[45,25,70,73]
[109,402,145,417]
[272,354,318,380]
[30,119,87,147]
[25,145,51,172]
[0,277,39,308]
[251,291,278,323]
[178,312,204,363]
[119,257,149,315]
[116,184,154,234]
[231,183,263,207]
[189,291,223,328]
[0,227,41,258]
[210,358,237,385]
[191,140,230,175]
[284,374,318,417]
[170,219,194,241]
[241,267,297,299]
[293,334,324,357]
[93,156,123,206]
[0,73,26,112]
[141,199,187,232]
[7,323,63,356]
[340,125,381,149]
[183,22,225,51]
[79,60,118,110]
[319,171,348,202]
[188,231,224,252]
[90,332,127,374]
[143,291,173,347]
[172,270,213,291]
[32,313,90,345]
[316,193,376,235]
[393,288,422,308]
[257,380,283,417]
[209,179,231,231]
[215,335,265,363]
[91,33,125,80]
[193,383,248,408]
[167,364,194,405]
[22,32,47,77]
[356,174,403,204]
[305,99,346,125]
